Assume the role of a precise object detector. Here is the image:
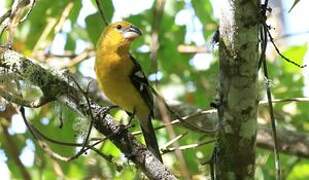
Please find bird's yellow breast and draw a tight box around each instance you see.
[95,52,149,118]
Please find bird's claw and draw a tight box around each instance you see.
[98,105,119,120]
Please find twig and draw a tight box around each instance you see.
[59,49,95,69]
[19,106,115,163]
[29,120,109,159]
[260,3,281,177]
[288,0,300,13]
[262,51,281,180]
[58,107,64,128]
[0,25,8,41]
[6,0,34,46]
[0,10,12,26]
[18,107,68,161]
[66,76,95,161]
[162,139,216,154]
[44,51,77,58]
[210,147,216,180]
[54,2,74,34]
[266,27,306,68]
[19,0,36,23]
[259,97,309,104]
[177,30,309,54]
[150,1,190,177]
[177,45,211,54]
[161,132,188,150]
[152,87,217,133]
[157,97,191,179]
[31,1,71,55]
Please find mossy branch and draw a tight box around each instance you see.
[0,47,177,180]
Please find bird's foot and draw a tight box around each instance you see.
[98,105,119,120]
[124,108,136,129]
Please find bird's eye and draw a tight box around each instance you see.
[116,25,122,30]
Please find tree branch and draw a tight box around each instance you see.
[1,47,309,178]
[0,47,176,180]
[15,60,306,160]
[168,107,309,159]
[257,126,309,159]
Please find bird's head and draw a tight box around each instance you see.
[98,21,142,50]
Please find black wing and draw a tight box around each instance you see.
[129,54,163,162]
[129,54,154,117]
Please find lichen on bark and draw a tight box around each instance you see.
[215,0,260,179]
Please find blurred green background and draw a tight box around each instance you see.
[0,0,309,179]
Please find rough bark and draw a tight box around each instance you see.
[0,47,176,180]
[216,0,260,179]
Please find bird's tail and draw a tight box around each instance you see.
[139,116,163,162]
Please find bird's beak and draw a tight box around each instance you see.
[123,25,142,40]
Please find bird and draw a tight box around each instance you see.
[95,21,162,162]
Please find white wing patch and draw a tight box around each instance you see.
[140,85,144,91]
[133,70,146,92]
[134,71,145,78]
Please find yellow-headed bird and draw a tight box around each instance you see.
[95,21,162,162]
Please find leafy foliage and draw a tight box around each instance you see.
[0,0,308,179]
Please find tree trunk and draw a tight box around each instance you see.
[216,0,260,179]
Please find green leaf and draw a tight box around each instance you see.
[71,25,89,41]
[69,0,82,23]
[191,0,216,38]
[85,0,114,45]
[24,0,71,49]
[31,103,78,157]
[281,44,307,73]
[65,34,76,51]
[114,166,135,180]
[91,0,114,21]
[67,163,85,179]
[191,0,213,23]
[255,166,264,180]
[101,141,121,158]
[85,13,106,45]
[5,0,13,8]
[288,161,309,179]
